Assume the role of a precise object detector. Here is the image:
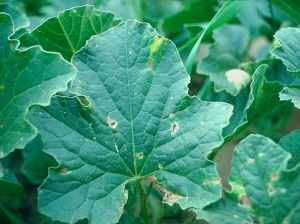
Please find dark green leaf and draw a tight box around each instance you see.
[20,5,119,61]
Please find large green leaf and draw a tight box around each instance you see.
[0,13,75,158]
[197,24,250,96]
[185,0,250,74]
[271,27,300,73]
[20,5,119,61]
[230,134,300,224]
[28,21,233,224]
[279,87,300,109]
[279,129,300,169]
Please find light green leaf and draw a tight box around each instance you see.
[197,24,250,96]
[28,21,233,224]
[0,13,76,158]
[185,0,250,74]
[21,135,57,184]
[194,196,251,224]
[20,5,119,61]
[271,27,300,73]
[0,3,29,30]
[230,134,300,224]
[279,87,300,109]
[279,129,300,169]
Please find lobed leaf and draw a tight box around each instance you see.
[28,21,233,224]
[230,134,300,224]
[0,12,76,158]
[271,27,300,73]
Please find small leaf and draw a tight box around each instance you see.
[28,21,233,224]
[19,5,120,61]
[271,27,300,72]
[0,13,76,158]
[279,87,300,109]
[230,134,300,223]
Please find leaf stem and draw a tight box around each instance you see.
[136,179,148,223]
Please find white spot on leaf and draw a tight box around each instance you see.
[107,116,118,129]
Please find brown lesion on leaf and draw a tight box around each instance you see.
[136,152,144,160]
[144,176,186,204]
[59,167,71,176]
[147,35,165,69]
[119,189,128,213]
[239,194,251,207]
[147,57,153,68]
[270,172,279,181]
[155,183,185,203]
[107,116,118,129]
[171,122,179,135]
[268,184,276,196]
[78,96,91,107]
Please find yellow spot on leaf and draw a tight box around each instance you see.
[150,36,164,53]
[59,168,71,176]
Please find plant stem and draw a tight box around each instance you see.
[136,179,148,224]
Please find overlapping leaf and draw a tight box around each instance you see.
[0,13,75,158]
[20,5,119,60]
[28,21,233,224]
[271,27,300,73]
[279,129,300,169]
[21,135,57,184]
[224,64,283,137]
[230,134,300,224]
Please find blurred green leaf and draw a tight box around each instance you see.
[185,0,250,74]
[197,24,250,96]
